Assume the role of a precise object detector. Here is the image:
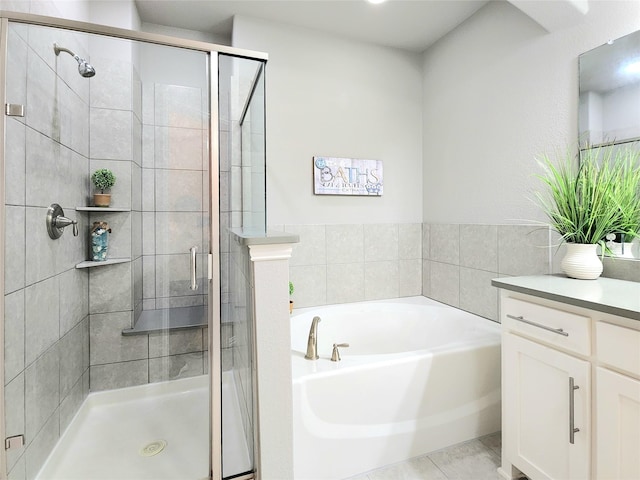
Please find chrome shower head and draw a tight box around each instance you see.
[53,43,96,78]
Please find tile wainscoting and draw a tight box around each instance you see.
[277,223,555,322]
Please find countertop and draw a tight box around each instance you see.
[229,228,299,246]
[492,274,640,321]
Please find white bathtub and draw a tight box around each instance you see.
[290,296,501,480]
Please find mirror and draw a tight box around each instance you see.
[579,29,640,147]
[579,30,640,259]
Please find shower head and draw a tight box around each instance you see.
[53,43,96,78]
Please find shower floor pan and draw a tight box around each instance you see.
[36,372,251,479]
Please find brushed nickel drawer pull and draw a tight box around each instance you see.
[506,314,569,337]
[569,376,580,444]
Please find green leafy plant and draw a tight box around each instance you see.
[535,146,640,246]
[289,281,294,296]
[91,169,116,193]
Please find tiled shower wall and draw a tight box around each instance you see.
[3,24,91,479]
[88,69,210,389]
[283,223,553,322]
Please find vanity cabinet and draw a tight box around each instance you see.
[494,279,640,480]
[501,297,591,480]
[595,322,640,480]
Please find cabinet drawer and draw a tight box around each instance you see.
[597,322,640,378]
[502,297,591,355]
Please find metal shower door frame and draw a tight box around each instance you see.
[0,10,267,480]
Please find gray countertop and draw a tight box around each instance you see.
[230,228,299,246]
[492,274,640,321]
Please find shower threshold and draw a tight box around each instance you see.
[36,372,251,479]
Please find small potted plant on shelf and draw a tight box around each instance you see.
[91,168,116,207]
[535,146,640,279]
[289,281,295,314]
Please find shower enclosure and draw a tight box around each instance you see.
[0,11,266,480]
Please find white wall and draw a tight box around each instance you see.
[232,15,424,226]
[422,0,640,224]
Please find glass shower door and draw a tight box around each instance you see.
[2,21,212,480]
[218,53,266,479]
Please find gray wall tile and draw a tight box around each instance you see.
[90,56,132,110]
[364,224,398,262]
[5,373,25,472]
[5,119,26,206]
[155,212,204,255]
[325,224,363,264]
[88,262,133,314]
[365,261,399,300]
[4,290,25,383]
[498,225,551,276]
[460,224,498,272]
[8,456,25,480]
[460,267,499,321]
[422,223,430,260]
[90,359,149,391]
[149,353,204,382]
[422,259,431,297]
[90,108,132,160]
[154,84,202,129]
[430,224,460,265]
[399,223,422,260]
[6,27,27,122]
[59,376,86,435]
[59,322,85,399]
[90,311,147,365]
[25,345,59,442]
[26,48,56,140]
[289,265,327,308]
[429,261,460,307]
[287,224,327,266]
[25,409,59,480]
[399,259,422,297]
[59,268,88,336]
[5,206,25,293]
[25,276,59,366]
[155,169,203,212]
[148,329,203,358]
[326,263,365,304]
[154,126,203,170]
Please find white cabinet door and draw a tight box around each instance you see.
[503,332,590,480]
[596,367,640,480]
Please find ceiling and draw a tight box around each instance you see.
[134,0,491,53]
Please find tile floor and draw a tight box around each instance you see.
[345,432,504,480]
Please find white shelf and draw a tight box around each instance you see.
[76,207,130,212]
[76,257,131,269]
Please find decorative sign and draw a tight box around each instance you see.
[313,156,383,196]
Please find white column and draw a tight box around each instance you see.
[249,242,295,480]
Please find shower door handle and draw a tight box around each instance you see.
[190,246,198,291]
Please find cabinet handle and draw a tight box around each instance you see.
[506,314,569,337]
[569,376,580,444]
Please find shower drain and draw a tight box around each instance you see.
[139,440,167,457]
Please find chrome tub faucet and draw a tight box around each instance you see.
[304,316,321,360]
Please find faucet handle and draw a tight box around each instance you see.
[331,343,349,362]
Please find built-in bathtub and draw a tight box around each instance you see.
[290,296,501,480]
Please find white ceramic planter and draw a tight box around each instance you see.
[561,243,603,280]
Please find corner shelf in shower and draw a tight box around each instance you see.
[76,207,131,212]
[75,258,131,269]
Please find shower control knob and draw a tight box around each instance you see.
[46,203,78,239]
